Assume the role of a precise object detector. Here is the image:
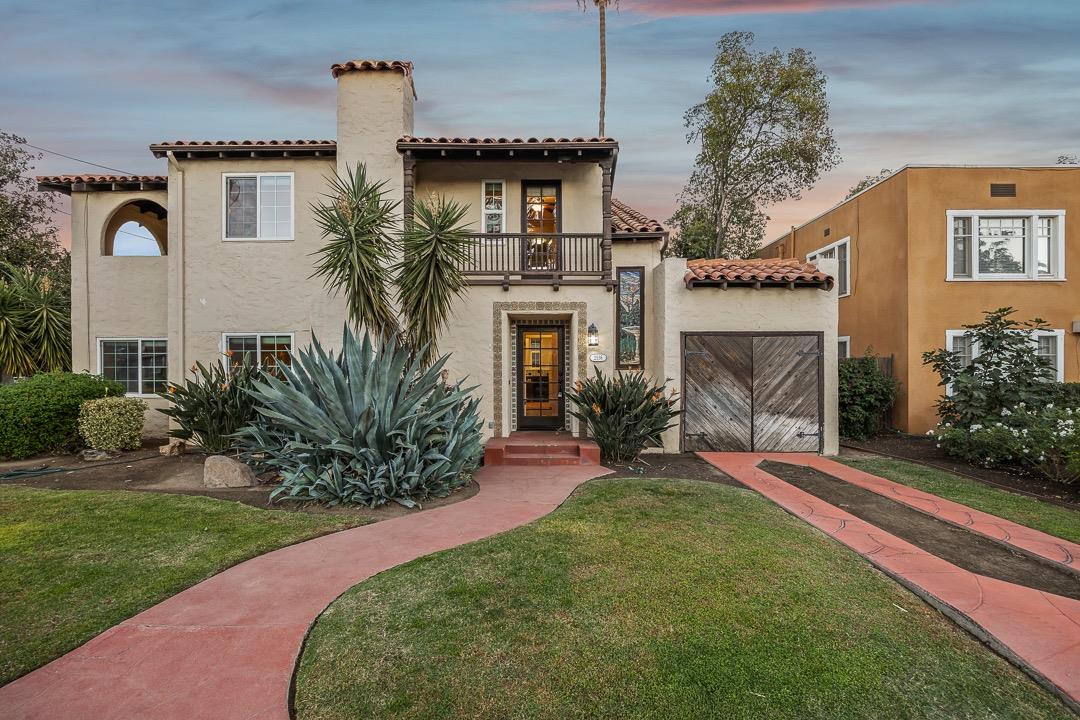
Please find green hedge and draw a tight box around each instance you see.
[838,356,899,441]
[0,373,126,459]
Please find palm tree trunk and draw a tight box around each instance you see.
[598,2,607,137]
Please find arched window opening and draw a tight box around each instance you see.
[103,200,167,256]
[112,221,161,256]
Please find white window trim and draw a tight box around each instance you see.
[945,209,1066,281]
[97,337,168,398]
[481,179,506,234]
[838,336,850,359]
[220,332,296,368]
[221,172,295,242]
[807,236,850,298]
[944,328,1064,395]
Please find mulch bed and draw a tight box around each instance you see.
[844,432,1080,507]
[761,460,1080,601]
[604,453,743,487]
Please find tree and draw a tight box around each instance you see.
[311,164,473,364]
[577,0,618,137]
[847,168,892,198]
[1058,154,1078,165]
[670,32,840,260]
[0,132,69,280]
[667,200,765,259]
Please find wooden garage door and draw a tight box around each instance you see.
[682,333,822,452]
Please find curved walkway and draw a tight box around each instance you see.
[0,464,610,720]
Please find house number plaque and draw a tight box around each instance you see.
[589,352,608,362]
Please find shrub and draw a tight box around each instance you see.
[838,354,898,440]
[567,369,679,464]
[931,403,1080,485]
[0,372,125,459]
[158,358,265,454]
[78,396,147,451]
[922,307,1056,428]
[235,328,483,507]
[1052,382,1080,409]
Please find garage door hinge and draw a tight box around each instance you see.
[796,431,821,438]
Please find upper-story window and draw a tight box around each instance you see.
[807,237,849,297]
[482,180,505,233]
[947,210,1065,280]
[223,173,294,241]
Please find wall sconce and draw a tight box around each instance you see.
[587,323,599,347]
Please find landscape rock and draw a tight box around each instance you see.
[80,448,115,462]
[203,455,258,488]
[159,438,186,456]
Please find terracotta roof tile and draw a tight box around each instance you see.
[151,139,335,149]
[37,174,168,194]
[684,258,833,290]
[611,198,665,235]
[330,60,413,78]
[398,135,616,145]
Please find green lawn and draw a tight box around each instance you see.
[0,486,366,685]
[294,478,1070,720]
[840,457,1080,544]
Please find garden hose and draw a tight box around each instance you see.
[0,453,163,481]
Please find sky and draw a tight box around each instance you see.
[3,0,1078,250]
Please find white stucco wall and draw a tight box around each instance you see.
[652,257,840,455]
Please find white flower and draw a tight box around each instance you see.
[1001,408,1011,417]
[971,424,983,431]
[1047,403,1054,410]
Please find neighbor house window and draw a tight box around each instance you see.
[482,180,505,234]
[223,333,293,373]
[807,237,850,296]
[838,337,850,359]
[947,210,1065,280]
[224,173,294,240]
[616,267,644,369]
[944,328,1063,392]
[99,338,167,395]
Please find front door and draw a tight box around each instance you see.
[517,326,564,430]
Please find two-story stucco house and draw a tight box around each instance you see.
[39,59,840,456]
[759,165,1080,434]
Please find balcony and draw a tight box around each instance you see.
[458,233,610,287]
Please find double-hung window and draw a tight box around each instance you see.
[99,338,168,395]
[223,173,294,241]
[223,333,293,373]
[482,180,505,234]
[807,237,850,297]
[947,210,1065,280]
[944,328,1064,392]
[837,337,851,359]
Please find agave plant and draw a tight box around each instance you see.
[235,326,483,507]
[396,195,474,365]
[158,357,265,454]
[568,368,679,463]
[310,164,401,339]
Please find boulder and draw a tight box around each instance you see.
[203,455,258,488]
[80,448,114,462]
[159,438,185,456]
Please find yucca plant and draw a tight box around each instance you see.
[158,357,265,454]
[0,278,34,376]
[310,164,400,338]
[568,368,679,463]
[234,326,483,508]
[397,195,474,365]
[5,265,70,371]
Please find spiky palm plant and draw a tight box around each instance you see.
[310,164,401,338]
[5,265,70,371]
[0,278,34,376]
[396,196,474,365]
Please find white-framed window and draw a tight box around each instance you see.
[944,328,1064,393]
[98,338,168,396]
[946,210,1065,281]
[481,180,505,234]
[222,332,294,373]
[838,336,850,359]
[223,172,294,241]
[807,237,850,297]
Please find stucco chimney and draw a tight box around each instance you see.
[331,60,415,199]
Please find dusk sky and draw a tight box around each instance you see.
[3,0,1078,249]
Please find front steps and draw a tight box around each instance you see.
[483,431,602,466]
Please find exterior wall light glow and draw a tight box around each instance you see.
[587,323,599,346]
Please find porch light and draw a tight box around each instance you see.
[587,323,599,347]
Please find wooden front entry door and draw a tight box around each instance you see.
[681,333,822,452]
[517,326,564,430]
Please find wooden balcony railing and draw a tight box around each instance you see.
[457,233,608,285]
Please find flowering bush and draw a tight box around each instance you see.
[930,403,1080,485]
[78,396,147,451]
[158,356,264,454]
[568,369,679,463]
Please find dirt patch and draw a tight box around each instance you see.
[605,453,742,487]
[760,460,1080,601]
[0,450,479,519]
[846,432,1080,508]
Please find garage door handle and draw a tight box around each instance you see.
[796,350,823,357]
[797,431,821,438]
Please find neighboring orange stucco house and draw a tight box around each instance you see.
[759,165,1080,433]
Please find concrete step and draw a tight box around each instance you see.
[501,453,585,466]
[484,434,602,467]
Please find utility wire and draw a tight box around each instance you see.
[51,208,157,243]
[20,141,137,175]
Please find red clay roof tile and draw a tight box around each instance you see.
[684,258,833,290]
[611,198,665,234]
[330,60,413,78]
[398,135,616,145]
[37,175,168,193]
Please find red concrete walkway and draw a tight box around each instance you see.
[700,452,1080,711]
[0,464,610,720]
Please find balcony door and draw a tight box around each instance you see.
[517,326,564,430]
[521,181,561,272]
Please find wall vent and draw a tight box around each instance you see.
[990,183,1016,197]
[824,227,831,237]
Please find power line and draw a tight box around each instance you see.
[20,141,136,175]
[51,207,157,243]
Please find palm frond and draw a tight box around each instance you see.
[0,277,34,376]
[4,264,70,371]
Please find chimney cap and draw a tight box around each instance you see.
[330,60,413,78]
